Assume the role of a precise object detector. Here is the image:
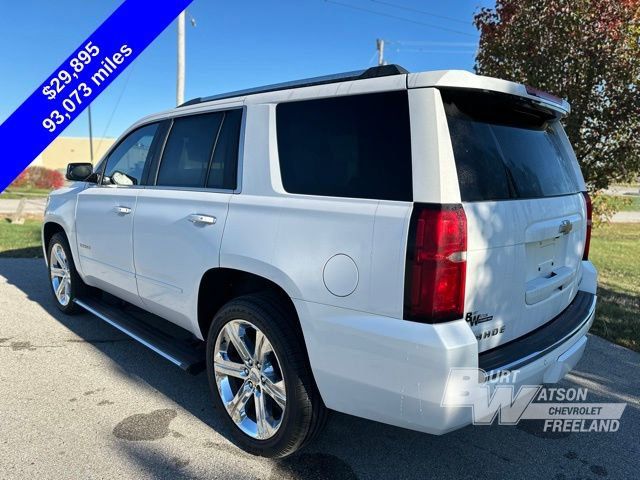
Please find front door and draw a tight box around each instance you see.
[75,122,162,306]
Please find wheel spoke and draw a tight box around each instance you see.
[55,278,66,298]
[50,267,66,278]
[214,357,247,379]
[254,330,271,364]
[262,377,286,410]
[224,323,252,362]
[254,389,273,439]
[53,247,67,269]
[227,380,254,423]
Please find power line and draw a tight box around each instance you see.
[385,40,478,54]
[387,40,478,47]
[369,0,472,26]
[324,0,477,37]
[392,48,477,54]
[375,38,477,64]
[368,49,379,65]
[95,65,135,154]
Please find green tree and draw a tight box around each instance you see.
[474,0,640,190]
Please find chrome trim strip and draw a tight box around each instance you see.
[78,255,136,278]
[141,185,235,194]
[483,294,597,380]
[74,298,186,369]
[135,273,183,294]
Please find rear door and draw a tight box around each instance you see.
[440,89,588,352]
[133,108,243,332]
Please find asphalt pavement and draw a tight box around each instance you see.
[0,259,638,479]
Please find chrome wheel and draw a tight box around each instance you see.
[50,243,71,306]
[213,319,287,440]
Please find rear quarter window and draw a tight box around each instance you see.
[441,89,580,202]
[276,91,412,201]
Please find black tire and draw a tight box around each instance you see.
[47,232,88,314]
[206,293,327,458]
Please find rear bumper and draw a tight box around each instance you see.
[296,268,596,435]
[479,290,596,380]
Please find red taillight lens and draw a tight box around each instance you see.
[404,204,467,323]
[582,191,592,260]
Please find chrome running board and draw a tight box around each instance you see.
[74,297,205,374]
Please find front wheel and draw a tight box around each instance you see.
[206,294,327,458]
[47,232,87,314]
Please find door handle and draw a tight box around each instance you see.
[188,214,217,225]
[114,206,132,215]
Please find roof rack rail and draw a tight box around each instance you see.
[179,64,409,107]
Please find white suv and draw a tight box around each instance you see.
[43,65,597,457]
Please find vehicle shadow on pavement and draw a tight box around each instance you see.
[1,259,638,480]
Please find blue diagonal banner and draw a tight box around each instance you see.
[0,0,194,191]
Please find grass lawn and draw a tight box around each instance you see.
[619,195,640,212]
[0,219,43,258]
[590,223,640,351]
[599,194,640,212]
[0,218,637,350]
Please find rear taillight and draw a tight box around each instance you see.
[582,191,592,260]
[404,204,467,323]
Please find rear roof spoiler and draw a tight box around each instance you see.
[408,70,571,115]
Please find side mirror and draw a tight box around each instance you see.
[66,163,94,182]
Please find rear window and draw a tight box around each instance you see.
[276,91,412,201]
[156,109,242,190]
[157,113,223,188]
[441,89,580,202]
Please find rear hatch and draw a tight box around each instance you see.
[440,88,588,352]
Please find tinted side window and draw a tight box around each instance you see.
[207,109,242,190]
[157,113,223,188]
[276,91,412,201]
[103,123,159,186]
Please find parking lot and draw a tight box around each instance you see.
[1,258,638,479]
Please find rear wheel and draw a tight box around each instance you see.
[206,294,327,457]
[47,232,88,314]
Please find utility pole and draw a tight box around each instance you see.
[376,38,385,66]
[88,104,94,164]
[177,10,186,106]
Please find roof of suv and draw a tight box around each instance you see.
[179,64,410,107]
[178,64,569,115]
[133,65,569,130]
